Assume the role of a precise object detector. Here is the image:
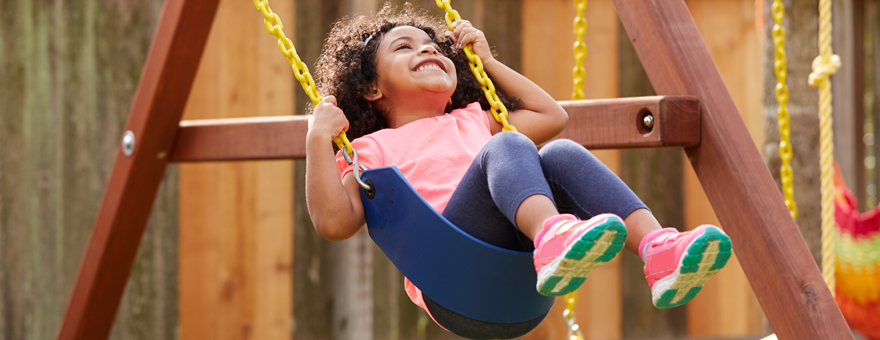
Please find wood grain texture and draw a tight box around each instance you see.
[292,0,343,338]
[0,1,178,339]
[170,96,699,162]
[58,1,219,339]
[685,0,764,337]
[178,0,294,339]
[554,96,700,149]
[171,116,308,162]
[614,0,852,339]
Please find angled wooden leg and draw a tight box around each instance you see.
[611,1,852,339]
[57,1,220,339]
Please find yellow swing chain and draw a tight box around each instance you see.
[252,0,354,156]
[572,0,587,102]
[435,0,516,132]
[771,0,797,219]
[563,292,585,340]
[563,1,587,340]
[808,0,842,296]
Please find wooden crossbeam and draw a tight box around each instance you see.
[553,96,699,149]
[613,1,852,339]
[171,116,308,162]
[169,96,699,162]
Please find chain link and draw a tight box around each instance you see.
[563,291,585,340]
[435,0,516,132]
[572,0,587,101]
[771,0,797,219]
[564,2,587,339]
[252,0,353,155]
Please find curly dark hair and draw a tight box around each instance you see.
[312,2,521,141]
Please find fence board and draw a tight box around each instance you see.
[833,0,867,210]
[686,0,764,337]
[0,0,177,339]
[178,0,294,339]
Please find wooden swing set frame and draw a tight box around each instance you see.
[56,0,854,339]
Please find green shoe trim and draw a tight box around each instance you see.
[537,216,628,296]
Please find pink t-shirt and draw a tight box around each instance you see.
[335,102,491,323]
[336,102,491,213]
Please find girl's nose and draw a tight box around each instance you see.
[419,45,439,55]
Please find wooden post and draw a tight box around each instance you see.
[612,0,852,339]
[57,0,220,339]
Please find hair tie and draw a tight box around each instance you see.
[362,32,378,52]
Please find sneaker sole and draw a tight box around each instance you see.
[536,214,627,296]
[651,226,732,309]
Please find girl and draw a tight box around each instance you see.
[305,4,732,339]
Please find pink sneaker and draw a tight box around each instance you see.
[533,213,627,296]
[640,225,732,308]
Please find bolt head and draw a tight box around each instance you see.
[643,114,655,129]
[122,131,135,157]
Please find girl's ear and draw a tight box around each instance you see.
[363,82,384,102]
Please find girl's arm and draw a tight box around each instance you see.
[451,20,568,145]
[305,96,366,241]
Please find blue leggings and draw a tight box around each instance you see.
[426,131,647,339]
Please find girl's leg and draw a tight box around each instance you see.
[538,138,659,254]
[446,132,627,298]
[539,139,732,309]
[442,131,558,251]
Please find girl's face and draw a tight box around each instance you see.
[371,26,456,103]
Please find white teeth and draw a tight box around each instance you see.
[416,63,442,71]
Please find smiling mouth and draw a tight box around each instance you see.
[414,60,445,72]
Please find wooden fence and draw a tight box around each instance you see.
[0,1,176,339]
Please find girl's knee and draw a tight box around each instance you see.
[488,131,536,151]
[539,139,600,168]
[540,139,591,158]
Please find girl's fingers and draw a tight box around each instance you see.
[457,31,479,49]
[454,27,478,48]
[322,95,338,106]
[452,20,472,39]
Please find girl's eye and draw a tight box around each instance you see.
[395,42,412,51]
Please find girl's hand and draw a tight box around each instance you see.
[307,95,349,143]
[450,20,494,64]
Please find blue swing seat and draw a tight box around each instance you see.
[360,166,555,324]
